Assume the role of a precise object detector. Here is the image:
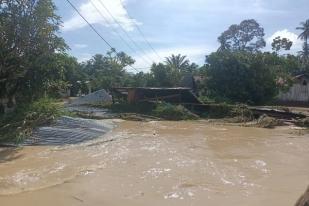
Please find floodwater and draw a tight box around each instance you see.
[0,120,309,206]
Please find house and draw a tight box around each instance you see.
[112,87,202,104]
[278,74,309,105]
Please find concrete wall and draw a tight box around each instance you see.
[278,77,309,103]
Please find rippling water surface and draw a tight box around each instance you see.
[0,121,308,206]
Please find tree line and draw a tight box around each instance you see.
[1,0,309,114]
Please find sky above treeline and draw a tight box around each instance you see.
[53,0,309,72]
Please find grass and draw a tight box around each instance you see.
[199,103,253,121]
[102,102,198,121]
[152,103,199,120]
[92,101,256,122]
[0,98,69,144]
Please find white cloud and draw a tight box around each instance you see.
[267,29,302,52]
[148,0,285,14]
[63,0,140,32]
[77,53,92,63]
[74,43,88,49]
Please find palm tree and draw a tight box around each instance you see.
[297,19,309,58]
[165,54,189,72]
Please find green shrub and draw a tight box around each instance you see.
[98,102,199,120]
[206,51,279,105]
[256,114,284,128]
[201,103,233,118]
[0,98,66,144]
[230,104,254,122]
[200,103,253,122]
[152,103,198,120]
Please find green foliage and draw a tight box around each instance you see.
[148,63,176,87]
[200,103,234,118]
[296,19,309,69]
[272,36,293,53]
[81,50,135,92]
[123,72,152,87]
[165,54,190,75]
[200,103,253,122]
[146,54,200,88]
[0,0,67,110]
[230,104,254,122]
[297,19,309,58]
[106,102,198,120]
[152,103,198,120]
[205,51,280,105]
[0,98,66,143]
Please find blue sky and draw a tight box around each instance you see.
[53,0,309,72]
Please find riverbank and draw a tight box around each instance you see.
[2,96,309,145]
[0,120,308,206]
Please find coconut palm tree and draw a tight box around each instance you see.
[164,54,190,86]
[297,19,309,58]
[165,54,189,72]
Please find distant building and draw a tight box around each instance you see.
[112,87,201,104]
[278,74,309,104]
[180,74,197,93]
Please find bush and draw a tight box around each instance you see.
[201,103,233,118]
[102,102,199,120]
[152,103,199,120]
[0,98,66,143]
[200,103,253,122]
[256,114,284,128]
[230,104,254,122]
[206,51,279,105]
[295,118,309,128]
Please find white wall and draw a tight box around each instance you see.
[278,78,309,102]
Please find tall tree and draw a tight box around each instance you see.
[164,54,193,85]
[218,19,266,52]
[83,49,135,91]
[0,0,66,112]
[149,63,175,87]
[165,54,190,72]
[271,36,293,53]
[297,19,309,60]
[205,51,279,104]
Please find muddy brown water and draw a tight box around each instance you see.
[0,121,309,206]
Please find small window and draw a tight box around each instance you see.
[303,80,307,86]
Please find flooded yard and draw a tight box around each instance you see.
[0,121,309,206]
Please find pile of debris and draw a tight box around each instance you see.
[70,89,112,106]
